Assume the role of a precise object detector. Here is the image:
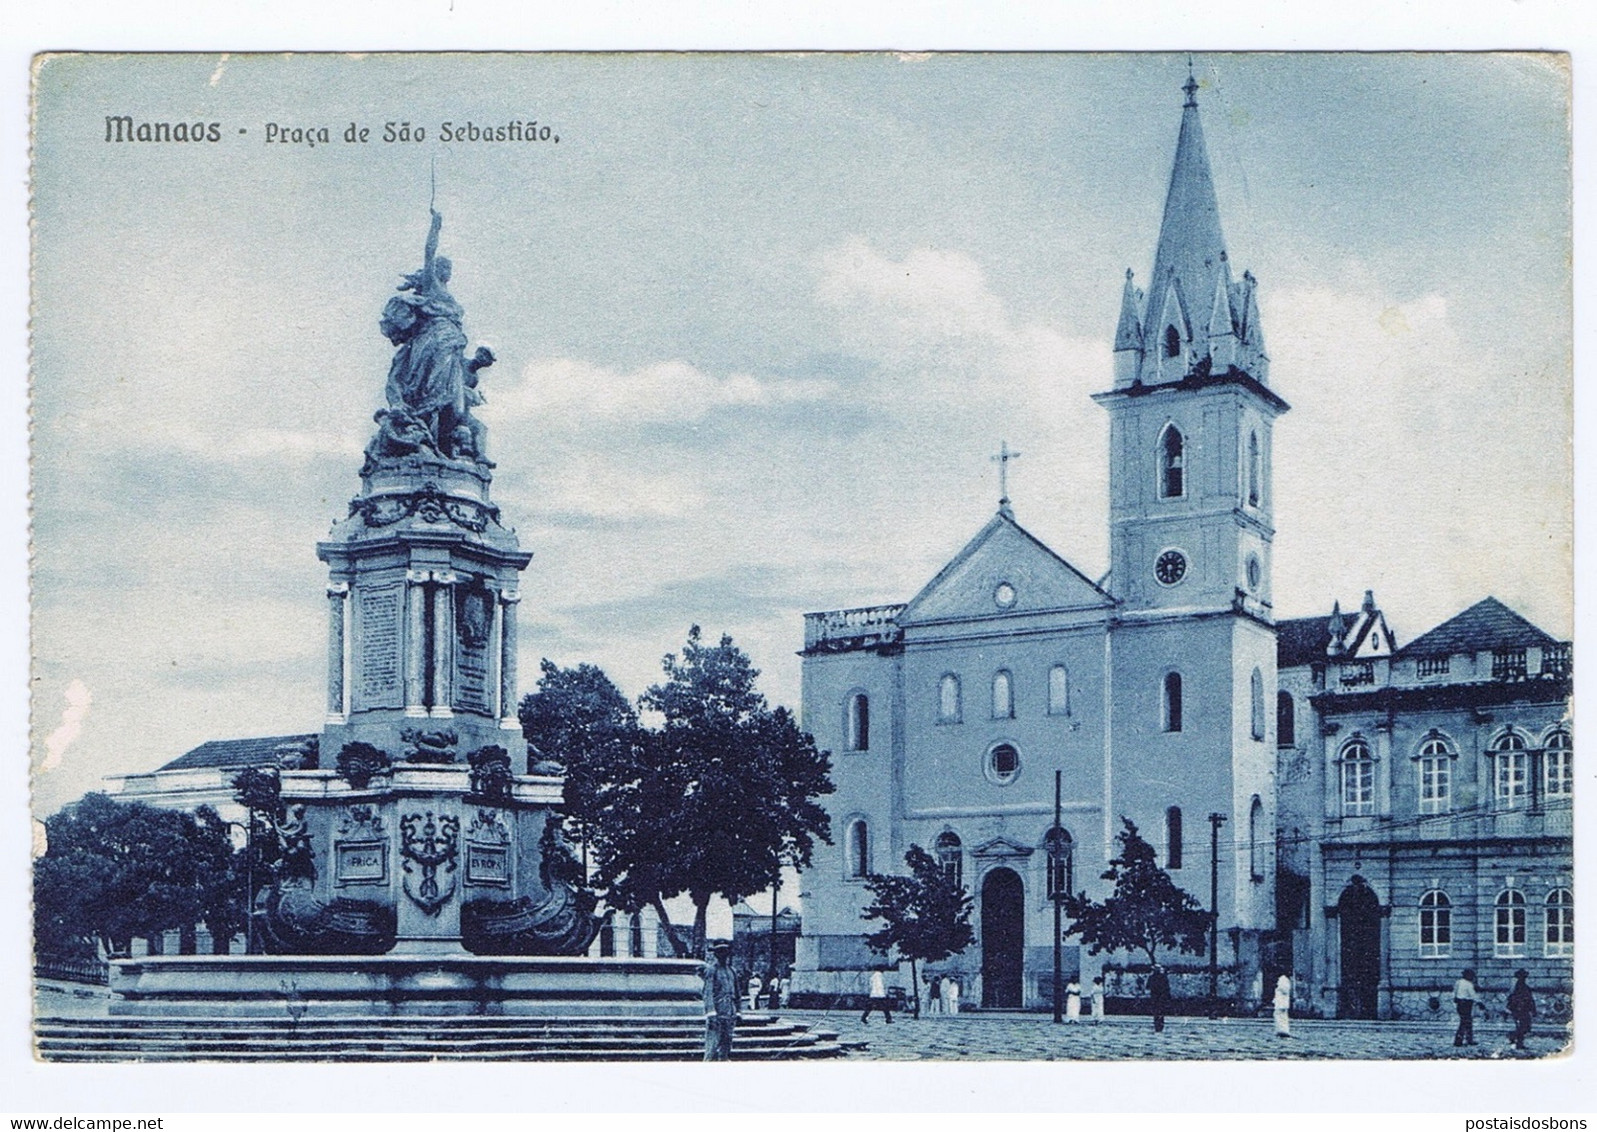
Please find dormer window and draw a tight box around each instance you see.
[1159,425,1185,499]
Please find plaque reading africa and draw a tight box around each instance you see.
[335,840,389,885]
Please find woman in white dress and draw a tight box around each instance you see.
[944,976,961,1015]
[1065,978,1082,1022]
[1273,974,1292,1037]
[1090,976,1106,1024]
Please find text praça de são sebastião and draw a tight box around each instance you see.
[104,117,559,147]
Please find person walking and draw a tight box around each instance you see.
[926,975,943,1016]
[1507,969,1535,1050]
[1064,978,1082,1023]
[1453,967,1479,1047]
[1272,974,1292,1038]
[1148,964,1171,1033]
[1090,976,1106,1024]
[860,968,894,1024]
[702,941,740,1061]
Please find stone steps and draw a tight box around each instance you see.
[34,1013,845,1062]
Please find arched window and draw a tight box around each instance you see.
[991,670,1013,719]
[1159,425,1185,498]
[1048,664,1070,716]
[1162,671,1183,732]
[938,674,962,724]
[1165,806,1183,870]
[1545,888,1573,957]
[846,692,870,752]
[1248,795,1265,881]
[1277,691,1296,748]
[1250,668,1266,741]
[628,912,645,957]
[1417,735,1453,815]
[1495,888,1527,957]
[1545,729,1573,798]
[1493,731,1528,808]
[935,832,963,890]
[1340,739,1374,816]
[1043,827,1074,900]
[1247,430,1261,507]
[1418,890,1452,958]
[1164,324,1182,359]
[845,818,870,879]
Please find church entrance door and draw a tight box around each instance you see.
[980,867,1024,1009]
[1336,875,1382,1019]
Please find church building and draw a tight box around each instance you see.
[794,74,1284,1008]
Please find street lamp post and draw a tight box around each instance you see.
[1052,769,1063,1025]
[223,818,255,956]
[1208,811,1226,1014]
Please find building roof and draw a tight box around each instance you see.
[1277,613,1333,668]
[158,734,318,772]
[1398,597,1559,658]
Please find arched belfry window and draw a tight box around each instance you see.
[1247,430,1261,507]
[935,832,963,889]
[1165,324,1182,359]
[938,674,962,724]
[845,818,870,879]
[1250,668,1266,741]
[1048,664,1070,716]
[1165,806,1184,870]
[1159,425,1185,498]
[1162,671,1183,733]
[846,692,870,752]
[992,670,1014,720]
[1277,691,1296,748]
[1248,795,1265,880]
[1043,827,1074,899]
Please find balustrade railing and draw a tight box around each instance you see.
[803,604,906,651]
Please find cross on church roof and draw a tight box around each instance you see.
[1183,58,1199,108]
[992,440,1021,515]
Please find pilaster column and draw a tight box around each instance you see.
[431,571,457,718]
[404,569,429,718]
[499,589,521,728]
[325,582,349,723]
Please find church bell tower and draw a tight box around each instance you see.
[1093,69,1287,977]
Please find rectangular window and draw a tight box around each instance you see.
[1342,760,1374,816]
[1496,753,1528,808]
[1416,655,1450,678]
[1339,661,1374,687]
[1496,903,1527,958]
[1546,749,1573,797]
[1419,909,1451,958]
[1418,759,1450,815]
[1542,643,1572,677]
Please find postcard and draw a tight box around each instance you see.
[27,51,1573,1068]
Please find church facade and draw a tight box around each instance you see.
[795,75,1285,1009]
[791,78,1573,1017]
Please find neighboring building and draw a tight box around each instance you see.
[1277,595,1573,1020]
[794,74,1283,1009]
[731,902,802,979]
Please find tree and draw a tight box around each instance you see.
[637,627,834,957]
[33,792,238,958]
[524,630,835,958]
[861,844,975,1017]
[1062,817,1209,966]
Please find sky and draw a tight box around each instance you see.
[28,52,1572,816]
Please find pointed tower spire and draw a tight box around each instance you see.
[1327,601,1347,657]
[1147,67,1230,363]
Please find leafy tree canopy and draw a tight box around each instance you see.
[33,792,239,958]
[861,844,975,1013]
[522,627,834,957]
[1063,817,1210,965]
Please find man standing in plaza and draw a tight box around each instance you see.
[1453,967,1479,1047]
[1148,964,1171,1033]
[702,941,740,1061]
[1507,970,1535,1050]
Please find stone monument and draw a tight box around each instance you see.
[101,210,701,1019]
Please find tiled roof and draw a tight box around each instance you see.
[1277,614,1332,669]
[158,734,318,772]
[1398,597,1558,658]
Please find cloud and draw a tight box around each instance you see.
[500,357,836,426]
[40,679,91,772]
